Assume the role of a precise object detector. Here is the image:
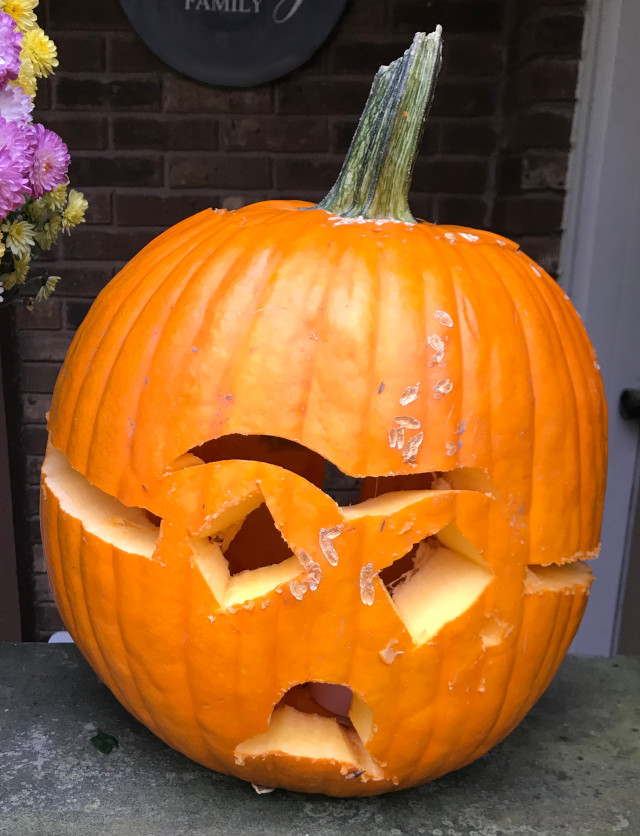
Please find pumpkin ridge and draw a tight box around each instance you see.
[50,211,213,462]
[130,217,284,480]
[99,540,157,730]
[47,490,78,639]
[88,214,242,498]
[219,224,321,445]
[459,241,536,556]
[526,259,606,556]
[291,227,351,458]
[57,212,224,482]
[68,518,121,712]
[510,250,584,563]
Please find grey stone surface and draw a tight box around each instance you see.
[0,645,638,836]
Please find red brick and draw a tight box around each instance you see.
[107,32,165,72]
[516,59,579,104]
[17,332,73,362]
[168,155,272,190]
[493,195,565,235]
[517,10,584,59]
[49,0,129,30]
[443,37,505,77]
[54,266,117,298]
[274,156,342,191]
[34,573,55,603]
[69,155,163,188]
[22,424,49,453]
[438,196,489,228]
[277,78,371,115]
[19,363,61,394]
[81,191,112,225]
[15,300,62,330]
[113,116,220,151]
[164,78,272,114]
[440,121,498,154]
[54,33,106,72]
[413,157,490,195]
[513,107,574,149]
[31,77,52,113]
[114,194,215,227]
[40,115,109,151]
[20,394,52,424]
[408,193,437,223]
[336,0,386,35]
[55,77,161,111]
[32,543,46,575]
[26,455,46,485]
[65,228,161,261]
[329,39,414,74]
[34,603,65,637]
[220,116,328,153]
[25,486,42,519]
[521,150,569,190]
[64,300,94,330]
[518,235,563,276]
[391,0,505,35]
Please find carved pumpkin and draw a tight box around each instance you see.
[41,30,606,796]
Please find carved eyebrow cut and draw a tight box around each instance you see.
[176,434,496,508]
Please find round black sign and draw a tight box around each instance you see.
[118,0,349,87]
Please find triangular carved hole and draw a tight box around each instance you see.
[381,527,494,645]
[213,502,293,575]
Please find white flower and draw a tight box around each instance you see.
[0,82,32,122]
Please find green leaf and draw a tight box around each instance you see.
[90,729,119,755]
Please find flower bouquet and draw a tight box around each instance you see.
[0,0,87,309]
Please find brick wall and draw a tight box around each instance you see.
[494,0,586,272]
[3,0,586,639]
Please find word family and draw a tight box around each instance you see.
[183,0,307,22]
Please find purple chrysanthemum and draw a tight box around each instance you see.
[0,12,22,88]
[0,83,33,123]
[0,144,28,216]
[0,115,34,166]
[26,123,69,199]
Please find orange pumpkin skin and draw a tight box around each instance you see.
[42,200,606,796]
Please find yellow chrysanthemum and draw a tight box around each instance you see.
[26,196,47,222]
[10,56,37,97]
[1,0,38,32]
[34,274,60,304]
[0,239,5,259]
[44,182,68,213]
[62,189,88,232]
[1,253,31,290]
[21,27,57,78]
[34,214,62,251]
[1,219,36,258]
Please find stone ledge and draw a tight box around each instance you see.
[0,645,638,836]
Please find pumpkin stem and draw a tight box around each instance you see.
[315,28,443,223]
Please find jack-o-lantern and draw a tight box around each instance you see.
[41,30,606,796]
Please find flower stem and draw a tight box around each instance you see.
[315,28,443,223]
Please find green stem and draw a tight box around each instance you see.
[315,28,443,223]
